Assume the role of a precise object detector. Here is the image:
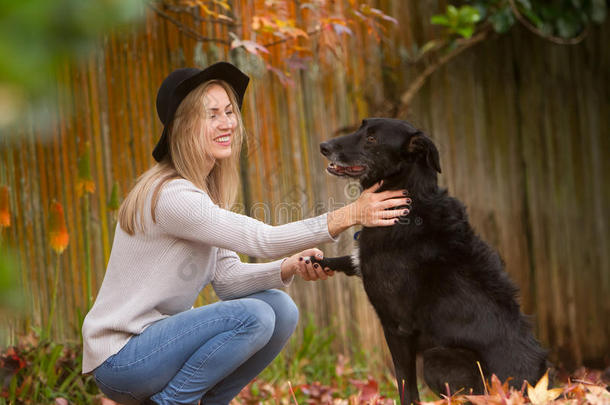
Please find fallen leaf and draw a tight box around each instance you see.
[584,384,610,404]
[526,370,563,405]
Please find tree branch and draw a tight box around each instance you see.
[262,28,322,48]
[397,26,493,115]
[162,4,238,26]
[147,2,232,46]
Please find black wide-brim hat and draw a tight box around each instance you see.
[152,61,250,162]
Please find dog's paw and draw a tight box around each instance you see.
[309,255,361,276]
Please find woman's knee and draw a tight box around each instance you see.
[253,290,299,334]
[240,298,276,344]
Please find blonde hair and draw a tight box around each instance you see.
[118,80,246,235]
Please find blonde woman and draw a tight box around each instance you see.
[82,62,410,405]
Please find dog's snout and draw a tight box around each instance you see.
[320,142,332,157]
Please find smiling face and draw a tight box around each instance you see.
[203,83,238,160]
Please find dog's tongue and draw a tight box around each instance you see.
[347,165,364,172]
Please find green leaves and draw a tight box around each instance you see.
[463,0,607,40]
[488,5,515,33]
[0,0,144,136]
[431,5,482,38]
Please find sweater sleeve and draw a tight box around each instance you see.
[155,179,338,259]
[211,248,292,300]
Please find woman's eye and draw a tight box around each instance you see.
[226,110,233,115]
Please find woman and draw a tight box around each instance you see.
[82,62,410,404]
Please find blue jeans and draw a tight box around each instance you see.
[93,290,298,405]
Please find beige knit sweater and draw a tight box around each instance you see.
[81,178,337,374]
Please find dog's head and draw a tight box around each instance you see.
[320,118,441,187]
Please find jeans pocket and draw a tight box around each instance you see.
[94,373,140,405]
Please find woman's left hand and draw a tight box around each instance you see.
[281,248,335,282]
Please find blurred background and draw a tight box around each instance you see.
[0,0,608,401]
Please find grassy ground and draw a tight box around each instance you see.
[1,319,608,404]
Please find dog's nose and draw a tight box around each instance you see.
[320,142,332,157]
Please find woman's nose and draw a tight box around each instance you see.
[217,113,235,129]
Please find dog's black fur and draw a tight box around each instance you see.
[316,118,547,405]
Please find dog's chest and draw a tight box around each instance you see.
[357,227,420,323]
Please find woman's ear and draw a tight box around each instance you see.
[407,134,442,173]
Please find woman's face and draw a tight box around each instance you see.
[203,84,238,160]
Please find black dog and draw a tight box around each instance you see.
[315,118,547,404]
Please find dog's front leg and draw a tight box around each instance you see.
[382,326,419,405]
[309,255,361,277]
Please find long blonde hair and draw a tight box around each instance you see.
[118,79,246,235]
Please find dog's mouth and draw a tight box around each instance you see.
[327,162,367,177]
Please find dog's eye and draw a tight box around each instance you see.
[367,136,376,144]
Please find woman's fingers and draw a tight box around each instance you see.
[312,262,328,280]
[378,208,409,219]
[294,248,335,281]
[296,254,332,281]
[300,248,323,260]
[323,268,335,276]
[303,258,317,280]
[378,197,411,210]
[358,186,410,227]
[376,189,408,201]
[359,207,409,227]
[375,218,403,227]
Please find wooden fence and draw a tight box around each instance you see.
[0,2,608,369]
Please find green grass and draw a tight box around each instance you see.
[0,333,98,404]
[246,315,401,403]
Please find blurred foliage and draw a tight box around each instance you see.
[432,0,607,40]
[0,246,25,345]
[0,333,98,404]
[431,5,482,39]
[0,0,145,137]
[397,0,607,108]
[154,0,398,86]
[0,250,23,312]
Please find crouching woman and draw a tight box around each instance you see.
[82,62,409,404]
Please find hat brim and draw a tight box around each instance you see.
[153,62,249,162]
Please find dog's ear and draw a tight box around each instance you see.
[407,135,442,173]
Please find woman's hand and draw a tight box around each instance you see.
[280,248,335,282]
[351,181,410,227]
[327,181,410,237]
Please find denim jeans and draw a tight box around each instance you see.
[93,289,298,405]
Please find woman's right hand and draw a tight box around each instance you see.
[351,181,410,227]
